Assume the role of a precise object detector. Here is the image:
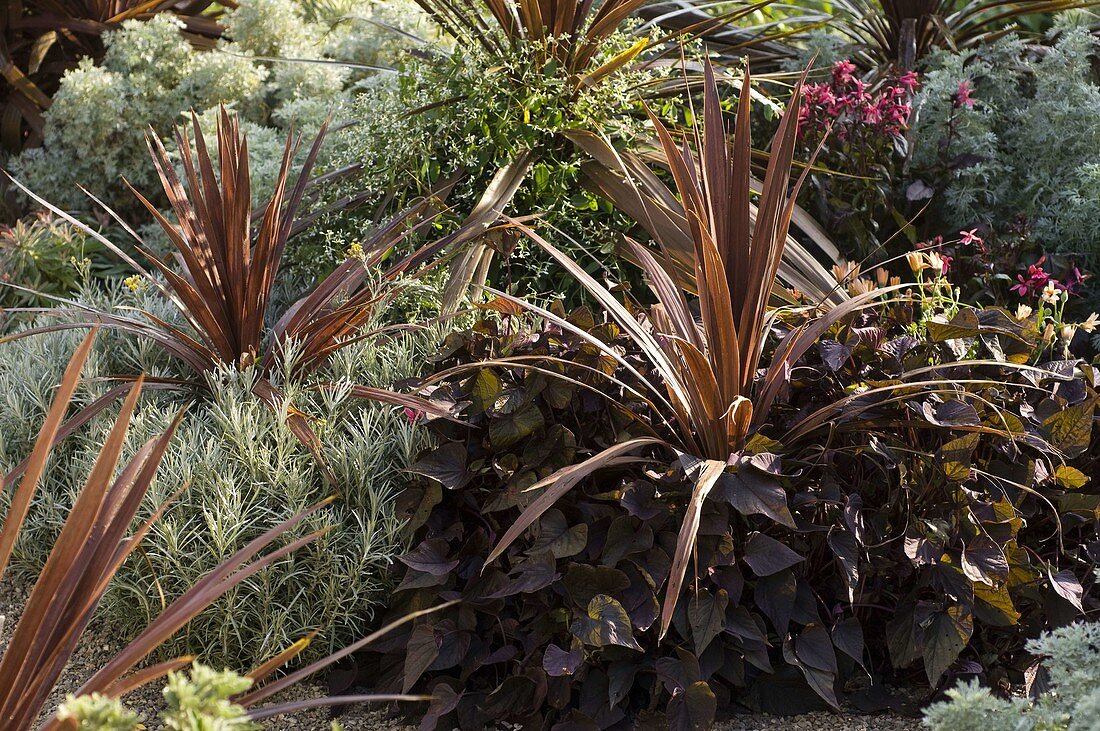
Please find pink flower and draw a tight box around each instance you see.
[1063,266,1086,293]
[958,229,983,246]
[1010,257,1052,297]
[899,71,920,93]
[953,79,975,109]
[403,407,425,423]
[832,60,857,85]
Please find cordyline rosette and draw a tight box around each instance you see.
[2,109,455,482]
[403,60,1096,713]
[481,60,866,643]
[0,330,456,729]
[817,0,1100,72]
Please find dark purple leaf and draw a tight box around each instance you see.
[1048,569,1084,612]
[418,682,461,731]
[543,643,583,677]
[755,570,797,636]
[717,470,795,529]
[668,681,716,731]
[404,623,441,693]
[831,617,865,669]
[828,531,859,602]
[922,603,973,684]
[408,443,470,490]
[818,339,852,372]
[400,539,459,576]
[570,595,643,651]
[687,589,728,655]
[961,536,1008,585]
[530,509,588,559]
[743,533,804,576]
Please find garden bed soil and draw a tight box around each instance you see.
[1,574,922,730]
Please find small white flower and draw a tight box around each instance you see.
[1080,312,1099,334]
[1040,281,1061,304]
[1015,304,1033,320]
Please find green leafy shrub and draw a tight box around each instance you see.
[58,664,257,731]
[326,2,695,301]
[924,623,1100,731]
[906,25,1100,278]
[0,307,433,667]
[0,211,110,306]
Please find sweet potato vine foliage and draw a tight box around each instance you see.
[351,65,1098,730]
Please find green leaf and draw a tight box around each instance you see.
[936,433,979,482]
[466,368,502,413]
[488,402,544,448]
[1054,464,1089,489]
[570,595,642,651]
[974,582,1020,627]
[922,603,973,684]
[687,589,729,655]
[1041,397,1096,459]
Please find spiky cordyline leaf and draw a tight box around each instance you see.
[470,59,1057,653]
[818,0,1100,71]
[2,110,458,478]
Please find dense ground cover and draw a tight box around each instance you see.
[1,1,1099,729]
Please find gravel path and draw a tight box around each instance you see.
[1,574,923,730]
[716,713,922,731]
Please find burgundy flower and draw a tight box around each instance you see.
[832,60,857,85]
[953,79,975,109]
[1010,257,1051,297]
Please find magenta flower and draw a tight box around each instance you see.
[899,71,920,93]
[832,60,857,85]
[953,79,975,109]
[1064,266,1086,293]
[958,229,983,246]
[1010,257,1052,297]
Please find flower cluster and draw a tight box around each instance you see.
[831,259,899,296]
[1009,256,1087,299]
[798,61,918,141]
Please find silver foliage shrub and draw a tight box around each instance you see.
[924,622,1100,731]
[9,0,427,215]
[10,15,267,212]
[0,284,433,667]
[907,22,1100,273]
